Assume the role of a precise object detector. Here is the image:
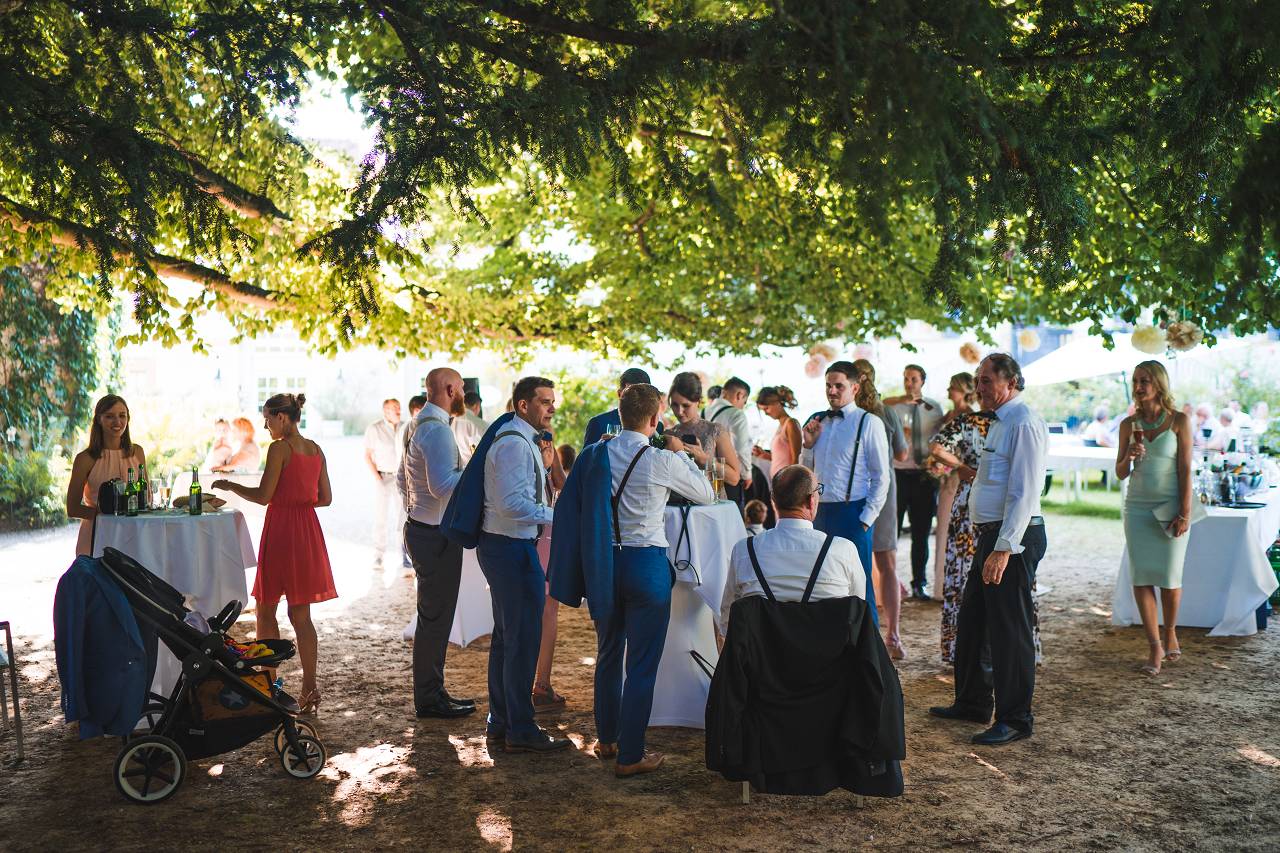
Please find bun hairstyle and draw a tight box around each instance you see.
[669,371,703,403]
[756,385,798,410]
[263,392,306,422]
[851,358,885,417]
[949,372,978,408]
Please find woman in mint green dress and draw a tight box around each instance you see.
[1116,361,1193,676]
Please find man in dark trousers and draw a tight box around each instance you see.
[929,353,1048,745]
[400,367,476,719]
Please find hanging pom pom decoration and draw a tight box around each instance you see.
[1017,328,1041,351]
[804,342,839,378]
[959,342,981,364]
[1131,325,1167,355]
[1166,320,1203,352]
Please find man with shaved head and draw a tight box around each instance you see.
[399,366,477,718]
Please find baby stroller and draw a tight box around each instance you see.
[98,547,326,804]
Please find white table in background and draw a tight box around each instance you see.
[1047,442,1118,501]
[649,501,745,728]
[94,509,256,692]
[1111,487,1280,636]
[402,549,494,648]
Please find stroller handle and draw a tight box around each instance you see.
[210,600,244,633]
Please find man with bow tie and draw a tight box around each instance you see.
[800,360,890,622]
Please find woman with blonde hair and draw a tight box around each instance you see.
[852,359,910,658]
[1116,361,1193,675]
[752,385,802,478]
[213,393,335,713]
[66,394,147,556]
[212,416,262,473]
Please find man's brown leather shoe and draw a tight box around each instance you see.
[615,751,664,777]
[591,741,618,760]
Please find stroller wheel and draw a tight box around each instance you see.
[114,735,187,804]
[273,720,318,756]
[280,734,326,779]
[129,701,168,740]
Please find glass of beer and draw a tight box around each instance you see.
[710,458,726,501]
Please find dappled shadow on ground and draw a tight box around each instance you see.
[2,514,1280,850]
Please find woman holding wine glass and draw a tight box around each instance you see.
[752,385,802,479]
[1116,361,1193,675]
[667,372,741,488]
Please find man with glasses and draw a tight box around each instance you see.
[719,465,865,634]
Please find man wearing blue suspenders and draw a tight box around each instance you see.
[800,361,890,624]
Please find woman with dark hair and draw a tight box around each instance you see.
[67,394,147,556]
[667,372,741,486]
[752,385,802,478]
[213,393,334,713]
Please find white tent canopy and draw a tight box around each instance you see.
[1022,332,1254,387]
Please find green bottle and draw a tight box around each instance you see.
[125,467,138,516]
[189,466,202,516]
[137,461,148,510]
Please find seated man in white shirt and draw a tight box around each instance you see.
[1080,406,1114,447]
[720,465,865,635]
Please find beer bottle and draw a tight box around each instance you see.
[126,467,138,516]
[189,466,203,516]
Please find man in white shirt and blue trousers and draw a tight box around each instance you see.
[478,376,570,753]
[930,354,1048,746]
[800,361,890,623]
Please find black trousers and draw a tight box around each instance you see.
[406,520,464,708]
[895,469,938,587]
[724,481,745,511]
[953,522,1047,732]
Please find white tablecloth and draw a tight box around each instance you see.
[401,549,495,647]
[650,501,746,728]
[94,510,255,692]
[1047,443,1118,500]
[1112,487,1280,636]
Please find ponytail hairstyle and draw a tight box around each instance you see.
[851,359,884,417]
[87,394,132,460]
[263,392,306,423]
[756,385,798,410]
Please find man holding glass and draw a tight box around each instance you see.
[583,367,664,446]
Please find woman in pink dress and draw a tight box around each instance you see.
[752,386,801,479]
[213,393,334,714]
[66,395,147,556]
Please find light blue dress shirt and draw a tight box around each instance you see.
[482,414,554,539]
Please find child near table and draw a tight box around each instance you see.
[213,392,334,713]
[67,394,147,557]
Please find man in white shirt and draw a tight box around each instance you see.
[888,364,946,600]
[451,409,484,465]
[930,353,1048,747]
[594,384,715,776]
[464,390,489,434]
[396,395,427,569]
[720,465,864,634]
[800,361,889,623]
[1192,403,1222,451]
[704,376,754,506]
[399,373,475,720]
[477,376,569,754]
[1081,406,1114,447]
[365,398,403,566]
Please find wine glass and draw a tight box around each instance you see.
[1131,425,1145,469]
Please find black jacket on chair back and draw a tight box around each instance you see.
[705,589,906,797]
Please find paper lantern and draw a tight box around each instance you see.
[1017,328,1041,351]
[959,342,981,364]
[1131,325,1167,354]
[1166,320,1203,352]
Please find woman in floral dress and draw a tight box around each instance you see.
[930,375,1043,666]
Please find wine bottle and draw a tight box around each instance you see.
[189,466,202,515]
[137,461,149,510]
[126,466,138,516]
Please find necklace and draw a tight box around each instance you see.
[1136,410,1167,432]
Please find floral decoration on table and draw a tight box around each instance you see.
[1131,325,1167,355]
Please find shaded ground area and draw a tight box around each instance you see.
[2,467,1279,851]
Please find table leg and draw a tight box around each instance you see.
[741,781,750,804]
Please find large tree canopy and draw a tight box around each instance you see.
[2,1,1278,358]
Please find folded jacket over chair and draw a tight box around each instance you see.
[706,595,905,797]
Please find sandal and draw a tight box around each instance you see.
[886,638,907,661]
[1140,642,1163,676]
[532,684,566,714]
[1165,645,1182,663]
[299,688,322,715]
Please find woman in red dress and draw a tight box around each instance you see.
[213,393,334,713]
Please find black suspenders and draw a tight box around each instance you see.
[844,412,868,502]
[745,533,835,603]
[612,446,651,548]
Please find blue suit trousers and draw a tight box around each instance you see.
[814,499,878,626]
[476,533,545,739]
[593,546,672,765]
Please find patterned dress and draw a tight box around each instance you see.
[934,412,1042,665]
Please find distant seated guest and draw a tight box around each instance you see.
[719,465,864,634]
[1218,408,1239,449]
[557,444,576,473]
[1252,402,1270,436]
[1081,406,1115,447]
[212,417,261,473]
[744,500,767,536]
[1192,403,1222,450]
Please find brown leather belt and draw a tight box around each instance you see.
[974,516,1044,536]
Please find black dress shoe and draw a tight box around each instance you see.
[928,705,991,724]
[504,729,572,754]
[911,584,933,601]
[441,690,477,709]
[416,696,475,719]
[971,723,1030,745]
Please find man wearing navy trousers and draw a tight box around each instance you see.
[477,376,570,753]
[594,385,715,776]
[800,360,890,624]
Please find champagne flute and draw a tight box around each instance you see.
[1131,424,1145,470]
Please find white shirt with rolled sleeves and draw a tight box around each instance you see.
[398,402,463,526]
[364,418,399,473]
[719,518,865,634]
[606,430,716,548]
[970,394,1049,554]
[800,402,890,528]
[704,398,753,484]
[482,415,554,539]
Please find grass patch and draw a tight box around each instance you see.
[1041,472,1123,520]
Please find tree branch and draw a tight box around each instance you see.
[0,195,280,310]
[463,0,662,48]
[629,201,656,258]
[160,136,291,229]
[638,123,726,144]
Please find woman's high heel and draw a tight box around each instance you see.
[299,689,322,715]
